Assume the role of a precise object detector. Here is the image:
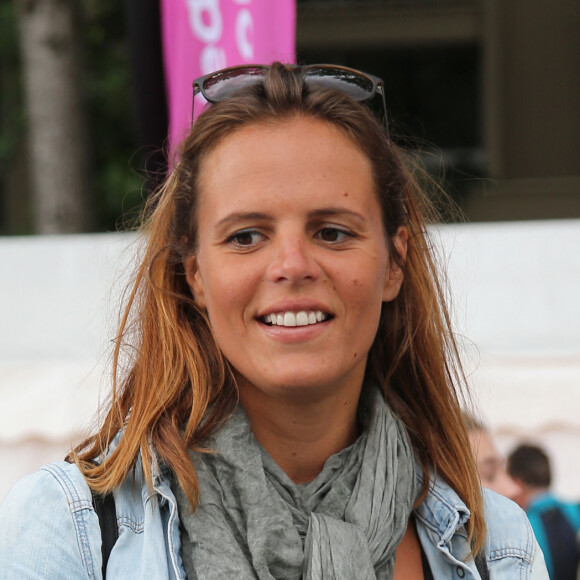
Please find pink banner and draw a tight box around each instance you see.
[161,0,296,150]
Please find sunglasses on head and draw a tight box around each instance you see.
[192,64,389,137]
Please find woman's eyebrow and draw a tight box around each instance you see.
[308,207,367,225]
[215,212,272,230]
[215,208,368,231]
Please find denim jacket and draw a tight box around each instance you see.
[0,459,548,579]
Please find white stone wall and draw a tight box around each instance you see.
[436,220,580,500]
[0,233,138,500]
[1,221,579,501]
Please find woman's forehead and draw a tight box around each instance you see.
[190,118,385,242]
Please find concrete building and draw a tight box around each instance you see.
[297,0,580,221]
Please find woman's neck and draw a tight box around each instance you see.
[239,382,363,484]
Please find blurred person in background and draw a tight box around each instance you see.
[464,412,522,501]
[508,443,580,580]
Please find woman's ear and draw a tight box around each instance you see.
[184,255,206,309]
[382,226,408,302]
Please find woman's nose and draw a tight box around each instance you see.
[266,235,321,283]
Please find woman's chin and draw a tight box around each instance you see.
[233,366,366,406]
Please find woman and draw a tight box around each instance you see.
[0,63,547,579]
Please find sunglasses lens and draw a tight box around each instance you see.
[304,68,375,101]
[202,67,266,102]
[193,64,387,134]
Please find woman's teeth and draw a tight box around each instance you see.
[263,311,328,327]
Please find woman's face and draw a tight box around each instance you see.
[185,116,406,406]
[469,429,522,501]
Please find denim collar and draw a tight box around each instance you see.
[414,466,470,543]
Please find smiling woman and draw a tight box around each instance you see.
[0,63,548,579]
[185,117,405,483]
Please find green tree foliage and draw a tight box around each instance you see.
[0,1,26,232]
[0,0,146,234]
[84,0,146,232]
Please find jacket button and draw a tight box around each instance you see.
[456,567,465,578]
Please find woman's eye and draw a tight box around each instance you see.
[316,227,353,243]
[482,470,497,484]
[228,229,264,247]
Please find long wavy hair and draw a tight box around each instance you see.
[70,62,485,552]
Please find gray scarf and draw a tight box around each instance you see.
[176,387,417,579]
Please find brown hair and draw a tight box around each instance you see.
[463,410,487,433]
[69,62,484,551]
[507,444,552,488]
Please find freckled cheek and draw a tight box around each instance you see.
[345,267,384,294]
[204,268,239,310]
[229,273,263,322]
[341,274,386,329]
[343,282,377,313]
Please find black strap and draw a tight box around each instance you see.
[475,551,490,580]
[420,539,435,579]
[91,490,118,578]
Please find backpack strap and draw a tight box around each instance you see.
[475,551,490,580]
[91,489,118,579]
